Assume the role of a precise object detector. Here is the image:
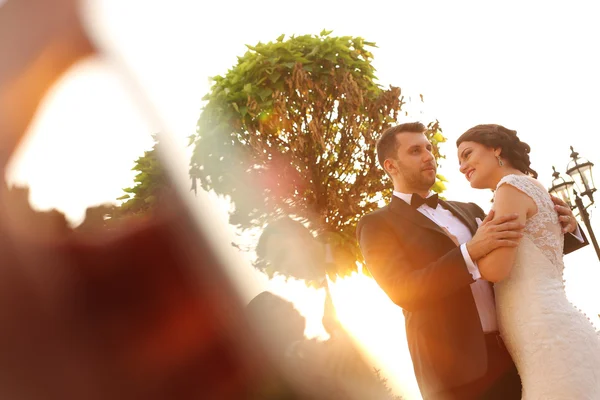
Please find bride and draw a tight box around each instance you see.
[456,124,600,399]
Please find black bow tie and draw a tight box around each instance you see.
[411,193,439,209]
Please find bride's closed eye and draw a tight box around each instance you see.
[458,149,471,164]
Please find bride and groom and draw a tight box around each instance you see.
[357,122,600,399]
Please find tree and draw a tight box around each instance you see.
[111,135,171,220]
[189,31,446,278]
[80,135,172,232]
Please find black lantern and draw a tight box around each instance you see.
[549,166,575,209]
[551,147,599,261]
[566,146,596,203]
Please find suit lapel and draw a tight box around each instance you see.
[439,199,478,236]
[389,196,450,238]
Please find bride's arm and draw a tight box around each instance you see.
[477,184,535,282]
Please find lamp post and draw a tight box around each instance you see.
[550,147,599,261]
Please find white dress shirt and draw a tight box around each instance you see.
[393,191,499,333]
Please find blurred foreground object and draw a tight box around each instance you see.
[0,0,94,166]
[0,1,305,398]
[0,185,281,399]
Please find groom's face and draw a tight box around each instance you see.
[385,132,437,192]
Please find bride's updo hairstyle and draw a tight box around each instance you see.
[456,124,538,179]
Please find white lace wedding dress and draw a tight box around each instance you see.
[494,174,600,400]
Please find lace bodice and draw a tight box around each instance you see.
[495,174,564,270]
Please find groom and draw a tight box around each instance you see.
[357,123,586,400]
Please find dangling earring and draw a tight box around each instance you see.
[496,156,504,167]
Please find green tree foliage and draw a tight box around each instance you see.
[189,31,446,277]
[74,137,170,232]
[108,136,171,222]
[119,137,167,215]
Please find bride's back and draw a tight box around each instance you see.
[495,174,564,273]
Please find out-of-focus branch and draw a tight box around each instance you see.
[0,0,95,167]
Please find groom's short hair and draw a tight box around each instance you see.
[376,122,427,171]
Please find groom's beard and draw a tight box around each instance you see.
[399,167,436,193]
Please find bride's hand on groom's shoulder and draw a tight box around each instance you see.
[466,210,525,261]
[550,195,577,234]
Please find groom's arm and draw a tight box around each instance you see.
[357,216,475,312]
[564,225,588,254]
[549,195,588,254]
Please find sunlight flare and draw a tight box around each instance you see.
[328,270,422,400]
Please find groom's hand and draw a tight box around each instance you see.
[466,210,525,261]
[550,195,577,234]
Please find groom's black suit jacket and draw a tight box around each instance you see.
[356,196,587,398]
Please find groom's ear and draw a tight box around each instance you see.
[383,158,396,176]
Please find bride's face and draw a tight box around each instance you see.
[457,141,500,189]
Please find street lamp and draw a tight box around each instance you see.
[550,166,575,209]
[566,146,596,203]
[550,147,599,261]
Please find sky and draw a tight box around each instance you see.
[5,1,600,398]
